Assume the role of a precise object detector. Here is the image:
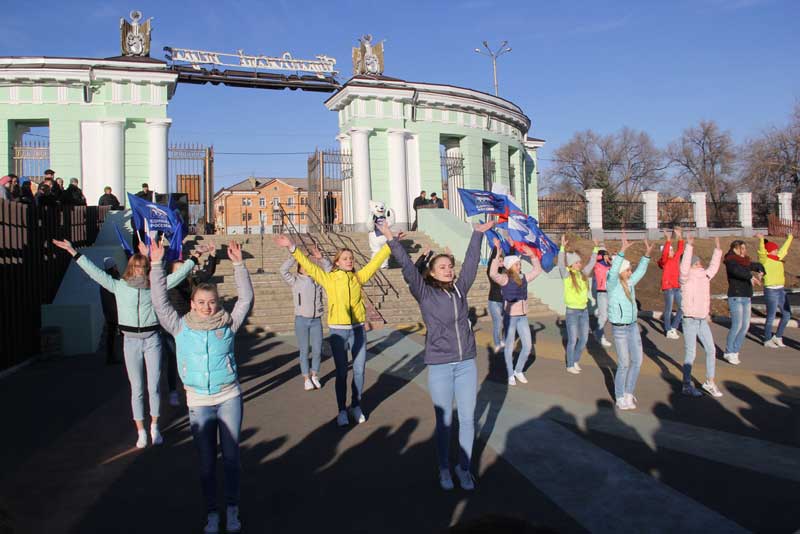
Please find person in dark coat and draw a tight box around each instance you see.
[35,183,57,208]
[135,183,154,202]
[722,240,765,365]
[19,181,34,205]
[51,176,64,203]
[429,192,444,209]
[324,192,337,226]
[411,190,427,231]
[99,186,121,209]
[63,178,87,206]
[100,257,121,364]
[9,174,20,200]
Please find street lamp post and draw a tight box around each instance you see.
[474,40,512,96]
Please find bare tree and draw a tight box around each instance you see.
[545,128,664,200]
[667,120,736,205]
[741,102,800,201]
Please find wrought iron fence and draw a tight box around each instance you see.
[440,153,465,221]
[169,143,213,232]
[707,201,741,228]
[537,198,589,231]
[0,200,110,370]
[12,140,50,184]
[482,155,495,191]
[658,201,696,228]
[603,201,645,230]
[307,149,350,232]
[752,202,779,228]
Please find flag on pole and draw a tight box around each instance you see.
[113,223,134,258]
[457,188,508,216]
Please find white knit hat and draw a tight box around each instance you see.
[503,255,521,270]
[619,259,631,272]
[566,252,581,266]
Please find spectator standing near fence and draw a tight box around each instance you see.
[430,192,444,209]
[658,227,685,340]
[557,235,598,374]
[9,175,20,200]
[679,236,723,397]
[758,233,794,348]
[723,240,764,365]
[0,176,10,201]
[52,238,200,448]
[63,178,86,206]
[411,190,427,231]
[99,186,121,209]
[136,183,155,202]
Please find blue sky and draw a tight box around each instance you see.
[5,0,799,190]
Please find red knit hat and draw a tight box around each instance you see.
[0,176,10,186]
[765,241,779,253]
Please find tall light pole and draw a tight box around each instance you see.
[474,40,512,96]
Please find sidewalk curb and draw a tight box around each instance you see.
[638,310,799,329]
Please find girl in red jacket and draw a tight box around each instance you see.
[658,227,685,339]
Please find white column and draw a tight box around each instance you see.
[405,134,422,218]
[146,118,172,196]
[337,133,353,225]
[737,192,753,234]
[585,188,604,240]
[102,119,125,207]
[778,192,793,221]
[691,192,708,237]
[349,127,373,230]
[641,190,659,239]
[387,129,410,226]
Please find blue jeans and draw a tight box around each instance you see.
[295,316,323,376]
[188,395,243,513]
[663,288,683,332]
[764,287,791,340]
[504,315,532,377]
[726,297,751,354]
[594,291,609,339]
[123,332,162,421]
[428,359,477,471]
[565,307,589,367]
[487,300,506,348]
[329,326,367,411]
[612,323,643,400]
[682,317,716,380]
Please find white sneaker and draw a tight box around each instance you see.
[514,372,528,384]
[723,353,741,365]
[764,337,780,348]
[454,465,475,490]
[336,410,349,427]
[666,329,680,340]
[304,378,314,391]
[311,375,322,389]
[150,425,163,446]
[574,362,582,372]
[566,365,580,375]
[625,393,638,410]
[226,505,241,533]
[204,511,220,534]
[775,337,787,348]
[350,406,366,424]
[702,381,723,398]
[439,469,454,490]
[168,390,180,406]
[507,375,517,386]
[136,429,148,449]
[616,397,631,410]
[600,336,612,347]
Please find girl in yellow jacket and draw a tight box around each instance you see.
[275,234,391,426]
[558,235,599,374]
[757,233,793,347]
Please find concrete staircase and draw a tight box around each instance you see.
[192,231,554,336]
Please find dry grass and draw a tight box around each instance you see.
[559,234,799,316]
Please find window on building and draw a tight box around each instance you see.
[272,197,279,207]
[300,212,305,220]
[287,197,295,206]
[242,198,252,207]
[218,205,225,213]
[287,213,296,222]
[272,211,280,223]
[301,197,307,206]
[259,197,266,208]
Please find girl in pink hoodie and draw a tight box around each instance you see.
[679,236,723,398]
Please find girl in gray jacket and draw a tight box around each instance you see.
[381,219,495,492]
[280,245,331,391]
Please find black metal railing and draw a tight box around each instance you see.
[658,201,696,228]
[707,201,741,228]
[482,155,495,191]
[603,201,645,230]
[752,202,779,228]
[537,199,589,231]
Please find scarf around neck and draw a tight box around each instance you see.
[126,276,149,289]
[725,251,752,267]
[184,309,232,331]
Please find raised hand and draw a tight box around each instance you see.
[206,240,217,257]
[644,238,654,256]
[714,236,721,250]
[150,240,165,263]
[309,245,323,260]
[752,276,762,287]
[273,234,293,248]
[227,240,243,263]
[755,232,764,240]
[473,220,496,233]
[663,230,671,241]
[674,227,683,239]
[377,220,394,240]
[137,241,149,257]
[592,238,599,247]
[620,231,632,252]
[52,239,77,257]
[444,246,452,255]
[687,233,695,246]
[561,234,568,248]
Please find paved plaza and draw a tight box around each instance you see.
[1,316,798,533]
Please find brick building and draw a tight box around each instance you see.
[213,177,342,234]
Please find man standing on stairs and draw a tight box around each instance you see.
[411,190,427,231]
[280,245,331,392]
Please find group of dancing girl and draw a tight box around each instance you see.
[51,222,793,533]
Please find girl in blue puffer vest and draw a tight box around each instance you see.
[53,238,199,449]
[150,239,253,534]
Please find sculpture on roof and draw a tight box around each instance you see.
[352,34,384,76]
[120,10,153,57]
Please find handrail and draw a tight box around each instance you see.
[305,204,400,299]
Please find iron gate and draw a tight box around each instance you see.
[12,140,50,184]
[440,153,466,221]
[168,143,214,233]
[307,149,351,232]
